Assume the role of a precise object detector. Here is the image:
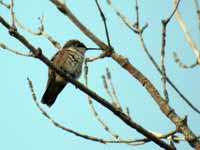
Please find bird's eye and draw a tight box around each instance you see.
[77,43,85,48]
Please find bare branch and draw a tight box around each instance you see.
[85,50,112,62]
[95,0,111,48]
[173,52,199,68]
[0,0,10,8]
[1,2,61,49]
[84,63,120,139]
[165,0,181,23]
[160,0,181,102]
[194,0,200,33]
[173,0,200,64]
[10,0,15,28]
[105,68,122,109]
[0,42,33,56]
[106,0,139,33]
[102,75,114,102]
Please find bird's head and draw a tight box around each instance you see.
[63,39,87,54]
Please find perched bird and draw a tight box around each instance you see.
[41,39,87,107]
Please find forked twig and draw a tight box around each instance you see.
[160,0,181,102]
[0,1,61,49]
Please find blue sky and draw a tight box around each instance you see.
[0,0,199,150]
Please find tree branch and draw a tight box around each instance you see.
[173,0,200,64]
[160,0,181,102]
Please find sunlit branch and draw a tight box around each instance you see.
[0,42,33,56]
[173,0,200,64]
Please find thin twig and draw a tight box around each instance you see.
[165,0,181,23]
[107,0,139,33]
[0,42,33,56]
[102,75,114,102]
[173,0,200,64]
[194,0,200,33]
[0,0,10,8]
[17,16,61,49]
[0,0,11,9]
[1,2,61,49]
[173,52,198,68]
[105,68,122,109]
[84,62,120,139]
[160,0,181,102]
[95,0,111,48]
[85,50,111,62]
[135,0,139,29]
[10,0,15,28]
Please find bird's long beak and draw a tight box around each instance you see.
[86,47,102,50]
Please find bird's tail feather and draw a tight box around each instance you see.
[41,82,66,107]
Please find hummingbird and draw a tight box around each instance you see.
[41,39,87,107]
